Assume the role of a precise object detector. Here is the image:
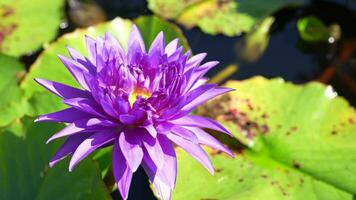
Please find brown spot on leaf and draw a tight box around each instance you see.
[293,161,301,169]
[261,174,268,179]
[290,126,298,132]
[261,113,268,119]
[299,178,304,184]
[215,168,223,173]
[260,125,269,134]
[238,178,244,182]
[286,126,298,135]
[0,23,17,49]
[1,5,14,17]
[224,108,270,139]
[271,181,278,185]
[201,198,219,200]
[349,118,355,124]
[331,130,338,135]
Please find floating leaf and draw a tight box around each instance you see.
[148,0,303,36]
[0,0,64,57]
[0,54,29,127]
[0,118,111,200]
[172,77,356,199]
[297,16,330,42]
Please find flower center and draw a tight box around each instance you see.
[129,87,151,106]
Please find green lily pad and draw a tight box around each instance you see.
[148,0,303,36]
[21,16,190,116]
[297,16,330,42]
[0,54,29,127]
[0,0,64,57]
[172,77,356,199]
[0,118,111,200]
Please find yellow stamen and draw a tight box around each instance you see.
[129,87,151,106]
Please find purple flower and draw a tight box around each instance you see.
[35,25,233,200]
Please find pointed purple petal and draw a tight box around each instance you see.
[85,35,97,64]
[149,32,164,55]
[119,130,143,172]
[35,108,93,123]
[164,38,179,57]
[184,53,207,72]
[143,124,157,138]
[49,133,91,167]
[170,115,231,136]
[184,126,233,157]
[184,61,219,93]
[128,25,145,53]
[58,55,91,90]
[167,132,214,174]
[35,78,89,99]
[171,126,198,143]
[181,86,233,114]
[46,122,87,143]
[157,135,177,188]
[113,140,133,200]
[69,129,117,171]
[141,136,176,200]
[63,97,107,118]
[142,133,164,169]
[46,118,114,143]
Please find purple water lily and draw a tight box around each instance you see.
[35,25,233,200]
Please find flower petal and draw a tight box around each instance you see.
[119,130,143,172]
[142,133,164,169]
[85,35,97,65]
[35,108,93,123]
[46,118,114,143]
[63,97,107,118]
[128,25,145,53]
[171,126,198,143]
[141,136,176,200]
[149,31,164,55]
[184,126,234,157]
[143,124,157,138]
[184,53,207,72]
[49,133,91,167]
[113,140,133,200]
[34,78,88,99]
[167,132,214,174]
[58,55,91,90]
[69,129,117,171]
[180,86,233,114]
[170,115,231,136]
[164,38,179,57]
